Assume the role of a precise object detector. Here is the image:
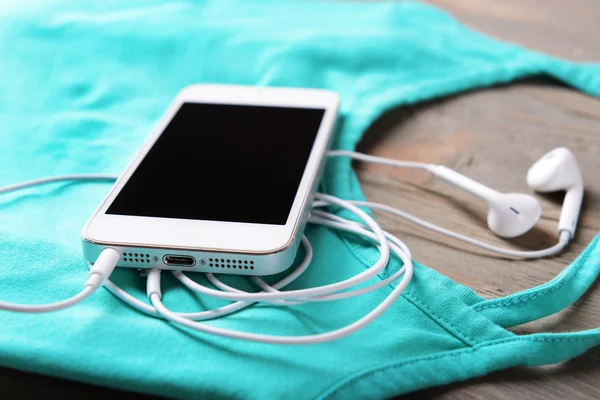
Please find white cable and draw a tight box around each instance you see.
[309,205,412,259]
[328,150,434,172]
[176,211,408,306]
[0,247,119,313]
[159,193,392,303]
[349,200,570,258]
[148,196,413,344]
[99,236,314,319]
[326,150,570,258]
[0,150,572,344]
[0,286,95,313]
[2,171,564,260]
[0,176,120,312]
[0,175,119,195]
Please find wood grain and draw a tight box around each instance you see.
[427,0,600,61]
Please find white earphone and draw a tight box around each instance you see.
[527,147,584,239]
[331,147,583,240]
[0,147,585,345]
[430,165,541,238]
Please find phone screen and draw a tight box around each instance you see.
[106,103,326,225]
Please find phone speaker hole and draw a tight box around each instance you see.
[206,258,254,270]
[122,253,150,262]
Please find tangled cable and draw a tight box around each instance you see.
[99,192,413,344]
[0,151,570,344]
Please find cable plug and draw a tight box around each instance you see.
[87,248,120,289]
[147,269,162,300]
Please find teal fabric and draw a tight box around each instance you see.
[1,1,599,399]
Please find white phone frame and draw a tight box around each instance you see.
[82,84,339,274]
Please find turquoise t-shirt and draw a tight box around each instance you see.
[1,1,599,399]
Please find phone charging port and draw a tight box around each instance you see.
[163,255,196,267]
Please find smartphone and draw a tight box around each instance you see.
[82,84,339,275]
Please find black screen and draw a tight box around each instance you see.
[106,103,325,225]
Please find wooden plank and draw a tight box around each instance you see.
[426,0,600,61]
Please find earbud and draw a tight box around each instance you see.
[527,147,583,239]
[431,166,541,238]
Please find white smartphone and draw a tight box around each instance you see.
[82,84,339,275]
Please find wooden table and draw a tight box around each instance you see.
[2,0,599,398]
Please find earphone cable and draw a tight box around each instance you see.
[0,151,574,344]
